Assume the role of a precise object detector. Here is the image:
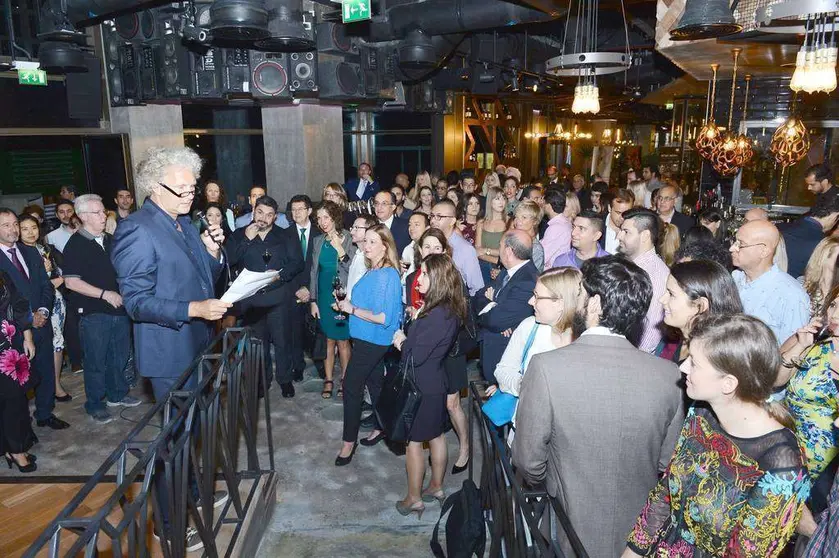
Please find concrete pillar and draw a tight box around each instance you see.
[212,108,254,200]
[110,104,184,204]
[261,103,343,204]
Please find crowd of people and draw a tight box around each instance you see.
[1,147,839,555]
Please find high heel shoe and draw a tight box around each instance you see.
[451,459,469,475]
[359,431,386,447]
[395,500,425,519]
[421,488,445,504]
[55,393,72,402]
[5,454,36,473]
[334,443,358,467]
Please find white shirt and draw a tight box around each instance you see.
[295,224,310,255]
[356,179,368,200]
[494,317,560,397]
[580,326,626,339]
[347,250,367,302]
[0,244,30,277]
[46,225,74,253]
[503,260,528,282]
[382,215,395,229]
[605,220,620,254]
[400,241,416,303]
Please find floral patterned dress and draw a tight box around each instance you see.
[627,405,810,557]
[0,271,36,456]
[786,343,839,481]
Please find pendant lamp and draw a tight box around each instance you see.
[735,74,754,165]
[770,115,810,167]
[696,64,721,160]
[711,49,744,177]
[670,0,742,41]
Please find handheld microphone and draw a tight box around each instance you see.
[195,211,222,247]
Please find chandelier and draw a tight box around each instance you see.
[696,64,721,160]
[710,49,751,177]
[756,1,838,94]
[770,115,811,167]
[545,0,631,115]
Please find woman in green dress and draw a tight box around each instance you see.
[309,201,355,399]
[476,186,507,284]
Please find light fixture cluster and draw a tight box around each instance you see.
[525,124,594,141]
[790,22,838,94]
[572,80,601,114]
[770,116,810,167]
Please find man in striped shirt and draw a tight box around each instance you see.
[617,208,668,353]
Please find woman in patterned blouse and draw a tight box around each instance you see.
[624,314,810,557]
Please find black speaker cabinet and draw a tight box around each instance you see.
[249,51,291,99]
[190,47,222,98]
[220,48,250,94]
[155,33,190,98]
[316,22,357,56]
[288,51,317,94]
[139,42,161,100]
[66,53,103,120]
[101,22,141,106]
[318,58,363,100]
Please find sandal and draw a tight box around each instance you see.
[337,383,344,399]
[321,380,334,399]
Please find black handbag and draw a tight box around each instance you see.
[430,479,486,558]
[375,353,422,442]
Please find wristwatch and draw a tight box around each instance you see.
[340,254,350,263]
[485,248,491,255]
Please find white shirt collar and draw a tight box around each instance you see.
[296,223,308,234]
[383,215,395,229]
[580,326,625,339]
[505,260,528,279]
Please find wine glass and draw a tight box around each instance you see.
[332,275,347,324]
[262,249,271,270]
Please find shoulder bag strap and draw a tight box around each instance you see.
[430,492,459,557]
[519,322,541,372]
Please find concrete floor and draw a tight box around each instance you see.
[1,358,484,557]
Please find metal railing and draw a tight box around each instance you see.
[24,327,275,558]
[468,381,589,558]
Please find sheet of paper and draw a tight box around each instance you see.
[478,301,497,316]
[220,269,282,303]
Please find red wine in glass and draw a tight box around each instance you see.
[332,276,347,324]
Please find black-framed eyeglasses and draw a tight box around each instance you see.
[429,213,455,220]
[350,225,368,231]
[158,182,196,198]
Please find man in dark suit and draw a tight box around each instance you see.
[656,184,694,238]
[373,190,411,253]
[111,147,230,550]
[345,162,379,202]
[473,229,539,382]
[780,195,839,278]
[226,195,304,397]
[0,209,67,429]
[286,194,321,381]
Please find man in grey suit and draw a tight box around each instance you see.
[512,255,684,557]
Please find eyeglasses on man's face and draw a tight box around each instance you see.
[158,182,196,198]
[731,238,766,251]
[429,213,455,221]
[350,225,368,232]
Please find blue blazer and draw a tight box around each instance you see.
[472,261,539,382]
[0,242,54,339]
[345,178,379,202]
[389,215,411,254]
[112,200,222,379]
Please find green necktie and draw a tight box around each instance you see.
[300,228,307,258]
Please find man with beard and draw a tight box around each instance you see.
[46,200,77,253]
[513,255,683,557]
[114,189,134,223]
[227,195,303,397]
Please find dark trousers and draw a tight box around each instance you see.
[342,339,389,442]
[63,299,83,368]
[31,326,55,421]
[79,313,131,415]
[150,375,199,531]
[262,306,293,385]
[288,302,307,374]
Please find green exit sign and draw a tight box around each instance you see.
[342,0,371,23]
[18,69,47,86]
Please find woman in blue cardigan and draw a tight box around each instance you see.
[334,224,403,466]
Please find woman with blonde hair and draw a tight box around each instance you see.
[628,179,648,208]
[482,172,501,196]
[334,224,403,465]
[564,191,581,221]
[407,171,432,207]
[322,182,355,229]
[476,186,507,283]
[511,200,545,271]
[658,222,681,267]
[486,267,585,402]
[802,236,839,317]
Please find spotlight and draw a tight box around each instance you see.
[254,0,316,52]
[478,64,495,83]
[38,41,87,73]
[211,0,271,42]
[398,28,436,70]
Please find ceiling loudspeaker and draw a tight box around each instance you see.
[114,10,158,41]
[101,22,141,106]
[317,58,363,100]
[158,32,192,98]
[249,51,291,98]
[139,42,161,100]
[316,22,357,55]
[220,48,251,94]
[288,51,318,94]
[190,47,223,98]
[66,53,103,119]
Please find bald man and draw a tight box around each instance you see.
[731,220,809,343]
[743,207,789,273]
[474,229,539,381]
[655,185,694,238]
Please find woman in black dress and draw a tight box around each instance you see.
[0,270,38,472]
[392,253,466,518]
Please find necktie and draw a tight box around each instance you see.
[300,228,307,258]
[8,247,27,279]
[499,270,510,290]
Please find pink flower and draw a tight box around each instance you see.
[1,320,16,340]
[0,349,29,386]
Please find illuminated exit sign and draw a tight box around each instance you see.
[342,0,371,23]
[18,68,47,86]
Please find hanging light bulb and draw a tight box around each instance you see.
[770,115,810,167]
[696,64,722,160]
[710,49,745,176]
